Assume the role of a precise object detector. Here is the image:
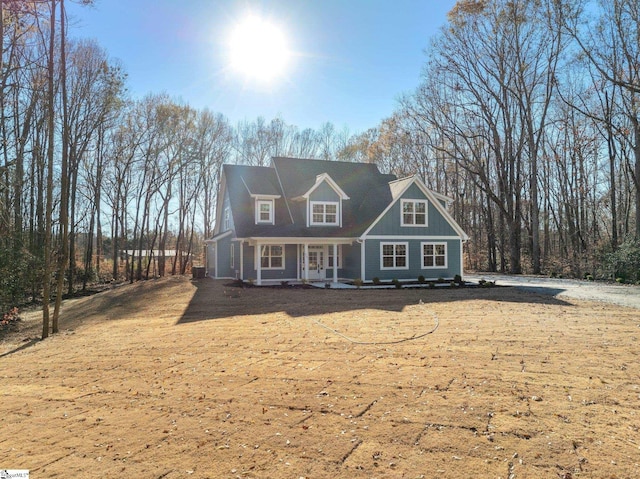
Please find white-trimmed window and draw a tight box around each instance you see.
[310,201,339,225]
[223,207,231,230]
[260,245,284,269]
[402,199,427,226]
[422,242,447,268]
[255,199,274,224]
[380,242,408,270]
[230,244,235,268]
[327,245,342,268]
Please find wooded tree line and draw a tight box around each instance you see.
[347,0,640,278]
[1,0,639,336]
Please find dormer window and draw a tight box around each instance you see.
[310,201,339,226]
[255,199,274,224]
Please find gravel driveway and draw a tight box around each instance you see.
[466,273,640,310]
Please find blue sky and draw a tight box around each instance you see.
[67,0,456,134]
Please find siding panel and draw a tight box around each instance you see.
[369,183,456,236]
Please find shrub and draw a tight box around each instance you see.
[353,278,363,289]
[417,275,426,284]
[372,277,381,285]
[428,281,435,289]
[602,237,640,283]
[392,278,402,289]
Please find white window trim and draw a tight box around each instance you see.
[421,242,448,269]
[401,199,428,227]
[380,242,409,270]
[310,201,339,226]
[259,244,285,270]
[327,245,342,269]
[255,199,274,225]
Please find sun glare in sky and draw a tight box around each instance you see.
[227,14,291,83]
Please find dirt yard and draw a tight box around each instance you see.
[1,277,639,478]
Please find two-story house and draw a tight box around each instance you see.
[205,157,468,285]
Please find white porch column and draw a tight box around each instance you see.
[256,242,262,286]
[360,239,366,282]
[304,243,309,282]
[332,243,338,284]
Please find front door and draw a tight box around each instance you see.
[306,246,325,280]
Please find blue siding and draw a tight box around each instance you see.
[341,243,362,279]
[362,238,461,281]
[242,243,298,282]
[216,235,238,278]
[309,181,340,202]
[368,183,456,236]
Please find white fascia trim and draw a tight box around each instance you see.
[246,237,355,245]
[302,173,350,200]
[250,194,281,199]
[430,190,454,204]
[363,235,462,241]
[206,230,234,242]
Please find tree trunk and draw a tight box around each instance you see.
[42,0,57,339]
[52,0,69,334]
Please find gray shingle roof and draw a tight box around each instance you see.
[224,158,396,238]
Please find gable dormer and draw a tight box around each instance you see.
[239,173,282,226]
[299,173,350,227]
[253,195,279,225]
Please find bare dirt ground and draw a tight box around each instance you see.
[1,277,640,478]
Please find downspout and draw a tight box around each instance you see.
[214,241,218,279]
[460,239,467,281]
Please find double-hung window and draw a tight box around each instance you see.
[310,201,338,226]
[401,199,427,226]
[260,245,284,269]
[380,242,408,270]
[327,245,342,268]
[223,207,231,231]
[422,242,447,268]
[256,199,274,224]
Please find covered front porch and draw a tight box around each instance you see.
[246,237,355,286]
